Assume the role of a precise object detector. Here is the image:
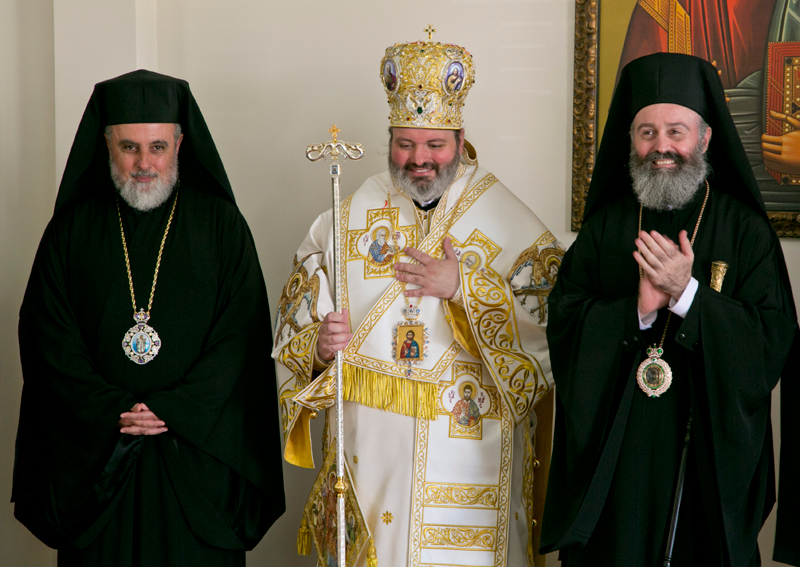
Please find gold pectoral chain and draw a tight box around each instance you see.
[636,181,708,397]
[117,189,179,364]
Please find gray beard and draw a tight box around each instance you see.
[110,155,179,212]
[629,143,708,211]
[388,151,461,204]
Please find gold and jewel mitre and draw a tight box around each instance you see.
[380,40,475,129]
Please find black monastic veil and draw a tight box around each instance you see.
[13,70,285,566]
[540,53,799,566]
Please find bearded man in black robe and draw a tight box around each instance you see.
[540,53,799,566]
[12,70,285,566]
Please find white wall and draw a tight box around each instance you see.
[1,1,797,566]
[1,0,56,565]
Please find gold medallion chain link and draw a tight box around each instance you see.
[116,189,179,315]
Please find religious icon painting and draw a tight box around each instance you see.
[457,230,501,275]
[442,377,490,440]
[510,240,565,324]
[303,443,369,567]
[443,61,465,93]
[366,226,398,268]
[275,254,322,342]
[394,324,426,361]
[348,208,415,279]
[765,43,800,185]
[460,251,482,271]
[392,322,428,376]
[121,312,161,364]
[383,59,398,92]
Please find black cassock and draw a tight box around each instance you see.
[13,185,285,566]
[540,187,796,567]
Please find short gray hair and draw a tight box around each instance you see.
[104,123,182,144]
[697,116,709,142]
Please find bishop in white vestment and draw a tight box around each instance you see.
[273,34,562,567]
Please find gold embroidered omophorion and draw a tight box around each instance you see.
[274,29,563,567]
[273,165,563,567]
[118,190,178,365]
[387,164,476,378]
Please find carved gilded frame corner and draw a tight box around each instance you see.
[571,0,598,232]
[570,0,800,237]
[770,212,800,237]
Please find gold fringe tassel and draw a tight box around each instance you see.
[297,515,311,556]
[342,364,439,420]
[367,537,378,567]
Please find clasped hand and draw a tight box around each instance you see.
[633,229,693,314]
[118,402,168,436]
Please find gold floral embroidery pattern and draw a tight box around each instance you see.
[423,484,499,508]
[277,323,319,439]
[422,173,498,258]
[449,420,482,439]
[410,364,513,567]
[278,324,317,385]
[409,404,430,567]
[381,511,394,525]
[466,266,547,424]
[454,361,480,379]
[345,341,462,382]
[459,229,502,268]
[294,365,337,412]
[523,421,535,567]
[428,164,466,228]
[494,393,512,567]
[421,526,496,550]
[344,173,497,364]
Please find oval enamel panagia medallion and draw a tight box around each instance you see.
[636,346,673,398]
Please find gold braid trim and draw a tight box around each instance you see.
[342,363,439,420]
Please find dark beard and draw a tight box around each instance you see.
[629,142,709,211]
[388,151,461,204]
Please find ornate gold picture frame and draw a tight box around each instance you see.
[571,0,800,237]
